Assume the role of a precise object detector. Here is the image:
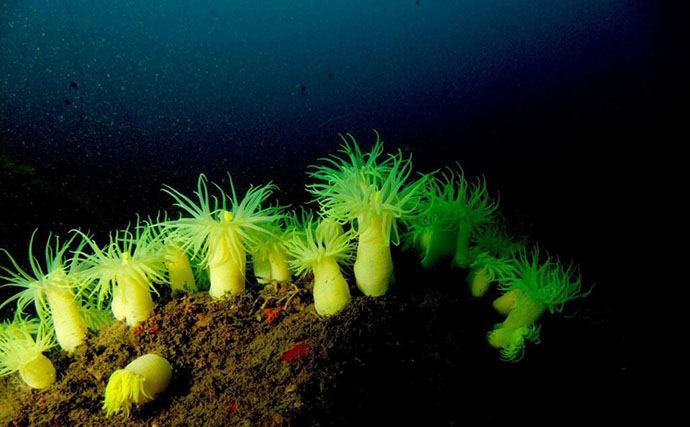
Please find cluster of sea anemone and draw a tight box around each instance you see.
[402,160,591,361]
[1,131,591,417]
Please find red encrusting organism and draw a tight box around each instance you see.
[263,307,282,324]
[281,342,311,362]
[225,400,238,414]
[148,320,160,334]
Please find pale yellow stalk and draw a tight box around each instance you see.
[269,249,291,283]
[164,245,196,292]
[111,284,125,321]
[44,284,87,353]
[208,219,246,298]
[120,270,156,327]
[354,213,393,297]
[313,257,351,316]
[252,250,272,284]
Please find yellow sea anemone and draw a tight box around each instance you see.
[250,222,292,284]
[162,173,283,298]
[146,213,198,293]
[103,353,172,418]
[75,221,167,327]
[0,316,57,388]
[0,231,89,352]
[286,211,354,316]
[307,131,427,297]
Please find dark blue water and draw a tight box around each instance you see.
[0,0,667,228]
[1,0,678,416]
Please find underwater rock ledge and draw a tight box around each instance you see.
[0,274,598,426]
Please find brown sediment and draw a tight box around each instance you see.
[1,265,604,426]
[0,272,482,426]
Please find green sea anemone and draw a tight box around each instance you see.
[286,211,354,316]
[161,173,283,298]
[487,247,591,361]
[403,164,498,271]
[466,220,526,297]
[0,231,89,352]
[75,221,167,327]
[0,316,57,388]
[307,131,427,297]
[403,172,460,269]
[444,165,498,269]
[489,323,541,362]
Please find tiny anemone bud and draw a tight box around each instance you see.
[103,354,172,418]
[1,318,57,389]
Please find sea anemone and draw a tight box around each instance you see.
[103,353,172,418]
[403,164,498,271]
[443,165,498,269]
[487,247,591,361]
[0,316,57,388]
[250,222,292,284]
[147,213,198,293]
[403,172,461,269]
[75,221,167,327]
[0,231,89,352]
[286,212,354,316]
[307,131,427,296]
[162,173,282,298]
[466,220,526,297]
[488,324,541,362]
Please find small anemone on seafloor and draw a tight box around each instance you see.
[285,210,355,316]
[0,316,57,388]
[103,354,172,418]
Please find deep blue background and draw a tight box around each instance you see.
[1,0,681,418]
[1,1,672,247]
